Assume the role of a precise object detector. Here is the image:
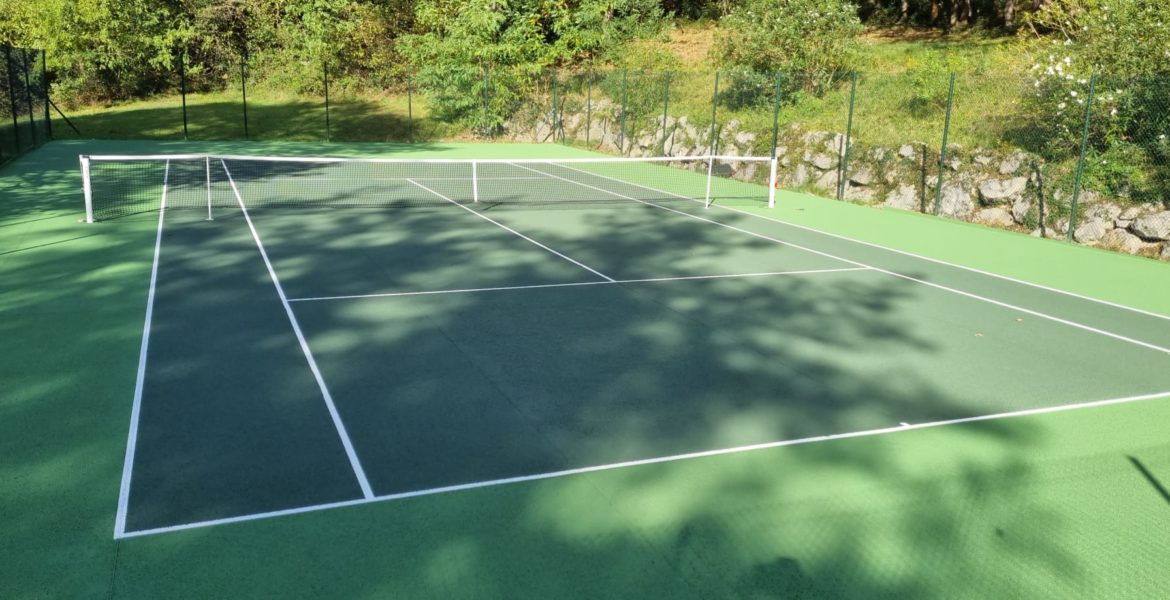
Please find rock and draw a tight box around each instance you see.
[825,133,847,154]
[1161,243,1170,261]
[937,184,974,219]
[974,153,993,166]
[978,177,1029,204]
[1119,206,1145,221]
[734,131,755,147]
[534,121,552,142]
[974,207,1014,227]
[1115,218,1134,229]
[1011,198,1031,225]
[1100,229,1148,254]
[871,148,890,162]
[849,165,874,186]
[898,144,917,160]
[811,153,835,170]
[843,185,875,202]
[945,157,961,171]
[1073,220,1111,243]
[1131,211,1170,241]
[883,184,919,211]
[791,163,810,187]
[815,169,839,193]
[1081,202,1121,222]
[998,153,1024,175]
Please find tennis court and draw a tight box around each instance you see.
[81,153,1170,538]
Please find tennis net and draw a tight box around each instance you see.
[80,154,779,222]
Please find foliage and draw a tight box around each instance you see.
[400,0,663,135]
[713,0,863,101]
[1022,0,1170,191]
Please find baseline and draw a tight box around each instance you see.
[119,388,1170,539]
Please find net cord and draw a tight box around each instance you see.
[82,153,772,165]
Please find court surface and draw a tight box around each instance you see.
[115,157,1170,538]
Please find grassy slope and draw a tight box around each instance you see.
[2,139,1169,598]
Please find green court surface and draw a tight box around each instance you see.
[4,140,1170,598]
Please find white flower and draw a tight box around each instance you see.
[1070,90,1078,97]
[1111,108,1118,116]
[1058,102,1067,109]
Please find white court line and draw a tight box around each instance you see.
[117,388,1170,539]
[404,178,615,282]
[554,162,1170,324]
[219,159,376,503]
[113,160,171,539]
[541,163,1170,357]
[288,267,872,303]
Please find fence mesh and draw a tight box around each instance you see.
[0,46,50,165]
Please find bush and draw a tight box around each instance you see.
[713,0,863,99]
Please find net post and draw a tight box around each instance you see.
[472,160,479,203]
[704,155,715,208]
[205,156,213,220]
[768,157,778,208]
[80,155,94,223]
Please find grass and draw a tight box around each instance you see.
[3,139,1170,598]
[54,87,464,143]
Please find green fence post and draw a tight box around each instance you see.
[240,42,250,139]
[619,69,628,154]
[323,59,331,141]
[932,72,957,215]
[770,73,783,160]
[660,71,671,156]
[407,73,414,143]
[708,71,720,156]
[585,68,593,147]
[21,49,37,146]
[5,47,22,152]
[482,66,490,137]
[179,51,189,140]
[837,71,858,200]
[549,69,558,143]
[1068,72,1098,241]
[41,50,50,140]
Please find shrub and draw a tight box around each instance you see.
[713,0,863,101]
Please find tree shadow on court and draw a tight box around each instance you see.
[2,142,1166,597]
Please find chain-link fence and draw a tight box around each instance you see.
[1,46,51,165]
[37,49,1170,254]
